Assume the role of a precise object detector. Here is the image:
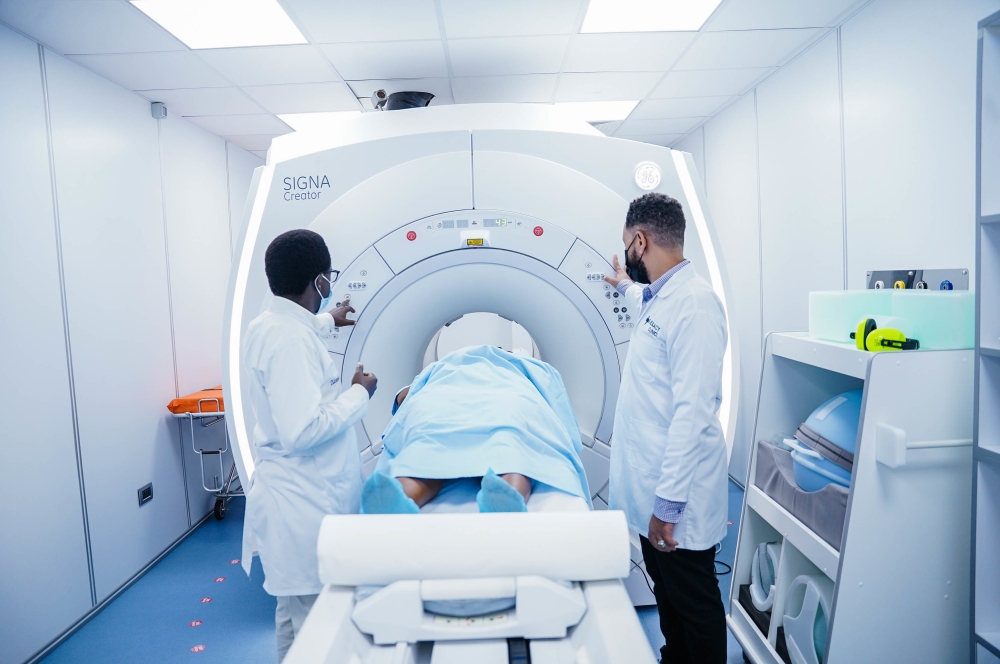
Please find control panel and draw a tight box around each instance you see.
[375,211,576,274]
[558,240,632,345]
[323,247,394,355]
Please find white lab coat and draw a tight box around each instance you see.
[609,264,729,551]
[242,297,369,596]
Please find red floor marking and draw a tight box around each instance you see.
[200,597,212,603]
[214,577,226,583]
[189,620,202,627]
[728,521,734,526]
[191,645,205,653]
[230,559,240,565]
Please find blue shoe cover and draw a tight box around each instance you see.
[361,471,420,514]
[477,469,527,513]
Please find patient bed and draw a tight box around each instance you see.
[283,483,657,664]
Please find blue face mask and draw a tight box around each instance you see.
[314,272,334,313]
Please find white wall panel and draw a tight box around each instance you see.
[226,143,264,253]
[703,95,762,484]
[0,26,93,664]
[841,0,1000,288]
[673,127,706,190]
[158,115,234,521]
[756,33,844,333]
[44,50,188,601]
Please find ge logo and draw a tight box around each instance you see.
[634,162,660,191]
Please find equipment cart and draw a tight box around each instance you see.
[168,388,243,520]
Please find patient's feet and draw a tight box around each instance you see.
[361,471,420,514]
[477,469,528,513]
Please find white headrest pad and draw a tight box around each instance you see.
[317,511,631,586]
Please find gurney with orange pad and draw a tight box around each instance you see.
[168,386,242,520]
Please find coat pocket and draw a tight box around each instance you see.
[622,418,670,477]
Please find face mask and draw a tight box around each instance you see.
[314,273,334,314]
[624,233,650,285]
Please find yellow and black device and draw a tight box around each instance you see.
[850,318,920,352]
[466,238,484,246]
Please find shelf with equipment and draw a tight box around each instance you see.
[731,333,974,664]
[975,11,1000,663]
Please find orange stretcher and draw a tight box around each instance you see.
[167,386,241,519]
[167,386,224,414]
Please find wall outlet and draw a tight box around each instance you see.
[138,482,153,507]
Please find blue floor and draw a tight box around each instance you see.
[44,499,276,663]
[637,479,746,663]
[45,483,746,663]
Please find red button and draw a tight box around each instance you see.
[406,231,417,241]
[533,226,544,236]
[191,645,206,653]
[189,620,202,628]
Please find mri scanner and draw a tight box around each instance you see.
[222,103,738,664]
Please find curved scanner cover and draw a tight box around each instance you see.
[750,542,781,612]
[783,574,834,664]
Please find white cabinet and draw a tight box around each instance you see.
[974,10,1000,663]
[730,333,973,663]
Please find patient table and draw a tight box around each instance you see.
[284,482,657,664]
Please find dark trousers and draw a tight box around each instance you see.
[640,536,727,664]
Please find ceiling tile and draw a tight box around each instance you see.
[705,0,864,30]
[564,33,695,73]
[591,120,622,135]
[250,150,269,160]
[630,96,734,119]
[614,133,685,147]
[69,51,230,90]
[196,46,340,86]
[243,82,361,114]
[137,87,264,116]
[448,36,570,77]
[283,0,440,42]
[649,67,770,98]
[0,0,185,54]
[440,0,585,38]
[555,72,664,102]
[673,29,823,70]
[185,114,291,136]
[346,78,454,105]
[320,40,447,80]
[222,134,282,152]
[452,74,557,103]
[617,117,704,135]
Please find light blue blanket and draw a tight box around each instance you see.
[376,345,591,505]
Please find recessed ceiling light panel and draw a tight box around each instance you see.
[131,0,307,49]
[581,0,724,33]
[553,100,639,123]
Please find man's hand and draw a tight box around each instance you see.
[603,254,630,290]
[351,362,377,398]
[329,295,357,327]
[648,515,678,553]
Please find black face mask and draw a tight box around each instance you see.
[624,233,650,285]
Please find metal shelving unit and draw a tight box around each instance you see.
[974,10,1000,664]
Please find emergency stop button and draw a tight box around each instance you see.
[533,226,544,236]
[406,230,417,241]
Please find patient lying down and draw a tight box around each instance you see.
[361,345,591,514]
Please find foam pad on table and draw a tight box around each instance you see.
[317,510,630,586]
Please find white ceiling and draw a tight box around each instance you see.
[0,0,869,158]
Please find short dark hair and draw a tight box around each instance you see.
[625,192,685,248]
[264,229,331,296]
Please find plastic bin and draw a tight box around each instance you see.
[890,290,974,349]
[808,291,892,342]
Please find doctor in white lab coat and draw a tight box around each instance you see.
[606,193,728,664]
[242,229,377,662]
